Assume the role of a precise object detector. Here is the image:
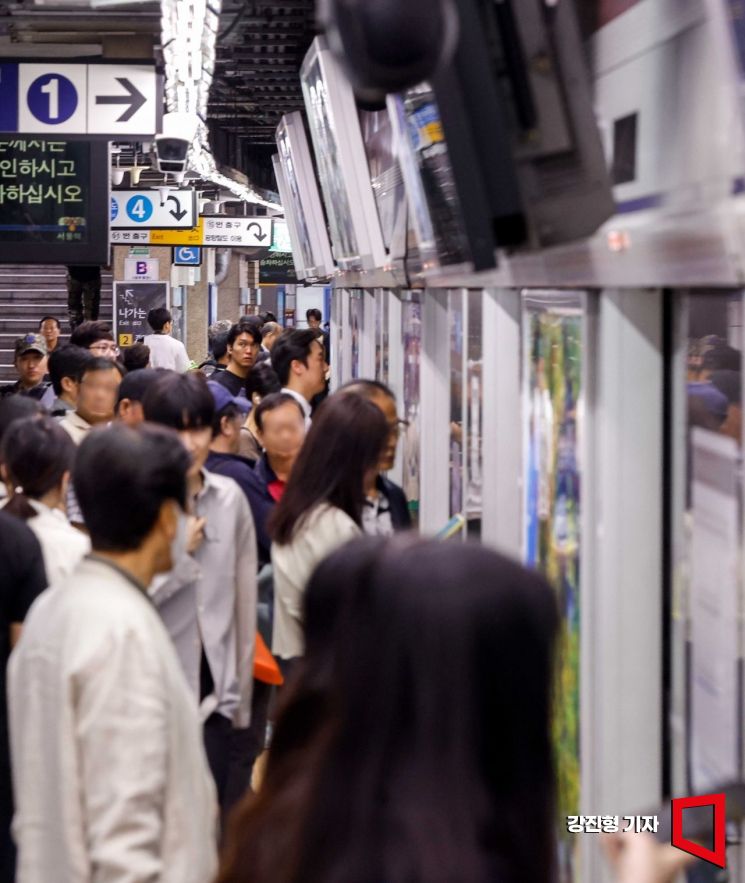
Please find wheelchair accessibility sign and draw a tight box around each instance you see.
[173,246,201,266]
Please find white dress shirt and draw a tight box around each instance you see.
[280,386,312,430]
[143,333,191,373]
[148,470,257,727]
[271,504,360,659]
[8,556,218,883]
[26,499,90,585]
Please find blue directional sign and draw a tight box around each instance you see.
[125,194,153,224]
[173,246,202,266]
[110,198,119,222]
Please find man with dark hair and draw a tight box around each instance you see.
[66,265,101,330]
[116,368,162,427]
[270,328,327,428]
[144,308,190,372]
[3,336,49,401]
[69,320,118,359]
[243,392,306,569]
[43,344,94,418]
[142,372,257,814]
[306,307,330,363]
[210,323,261,397]
[337,380,412,534]
[199,322,231,378]
[121,342,151,372]
[258,321,281,363]
[8,425,218,883]
[205,381,255,490]
[38,316,61,354]
[60,357,123,445]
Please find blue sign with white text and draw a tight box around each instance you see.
[173,246,201,266]
[125,194,153,224]
[27,74,78,125]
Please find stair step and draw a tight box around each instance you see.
[0,265,113,383]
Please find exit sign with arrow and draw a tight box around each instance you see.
[201,217,273,247]
[111,189,197,229]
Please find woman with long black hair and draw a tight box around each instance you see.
[268,393,389,666]
[219,536,691,883]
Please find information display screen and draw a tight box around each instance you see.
[260,253,297,284]
[0,137,108,263]
[301,55,360,264]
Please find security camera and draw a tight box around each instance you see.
[154,112,198,175]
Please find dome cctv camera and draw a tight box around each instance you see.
[155,112,198,175]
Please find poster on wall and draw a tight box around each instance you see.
[113,281,168,346]
[523,292,584,883]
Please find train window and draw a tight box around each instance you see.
[675,290,743,797]
[374,289,390,385]
[449,290,465,521]
[401,295,422,526]
[465,290,483,538]
[611,113,638,185]
[349,291,363,379]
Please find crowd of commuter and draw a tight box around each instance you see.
[0,305,694,883]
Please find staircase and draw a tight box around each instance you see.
[0,266,113,385]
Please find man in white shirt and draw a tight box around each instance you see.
[144,307,191,373]
[271,328,327,429]
[8,424,218,883]
[142,371,257,814]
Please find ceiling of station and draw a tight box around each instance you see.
[209,0,317,183]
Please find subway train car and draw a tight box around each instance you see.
[273,1,745,879]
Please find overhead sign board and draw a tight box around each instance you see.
[202,216,271,247]
[111,189,196,229]
[173,245,201,266]
[0,137,108,264]
[124,257,159,281]
[0,62,161,138]
[109,217,273,247]
[113,281,169,346]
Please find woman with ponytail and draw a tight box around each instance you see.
[1,416,89,584]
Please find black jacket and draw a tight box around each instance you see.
[378,475,412,531]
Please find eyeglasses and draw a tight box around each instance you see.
[89,342,119,356]
[388,418,409,435]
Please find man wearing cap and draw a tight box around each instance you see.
[205,381,256,496]
[3,336,49,401]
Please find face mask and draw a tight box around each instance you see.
[169,508,189,568]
